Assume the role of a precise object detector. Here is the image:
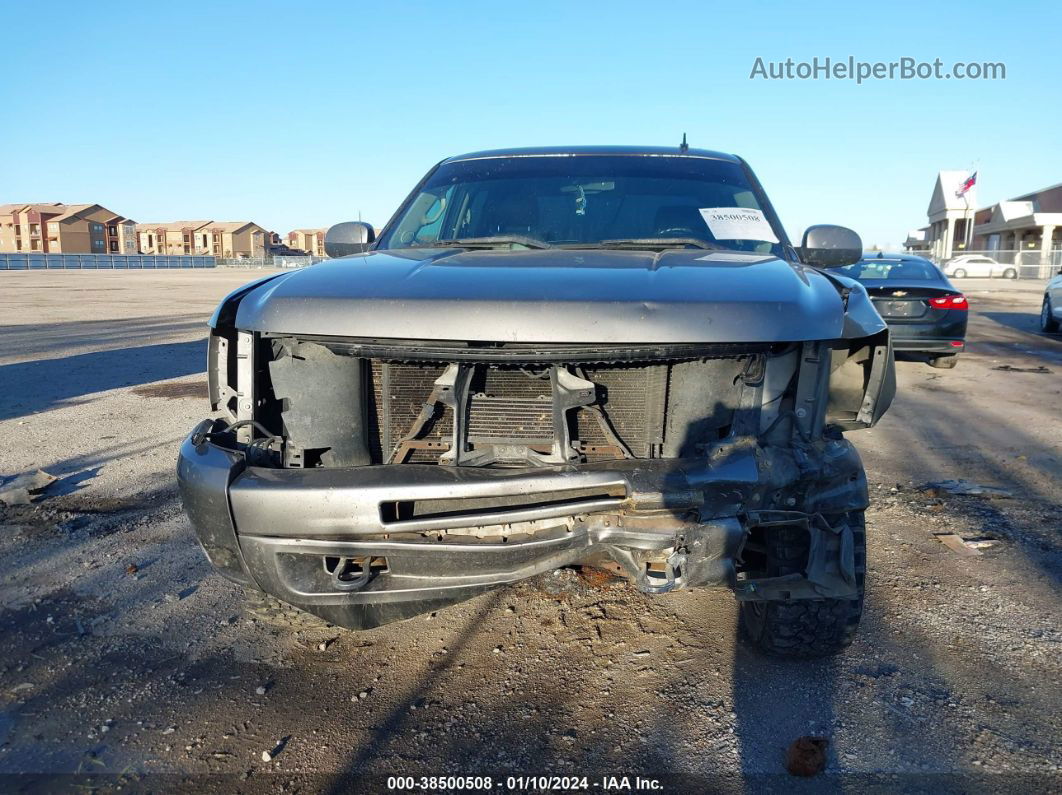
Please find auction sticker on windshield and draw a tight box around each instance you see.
[698,207,779,243]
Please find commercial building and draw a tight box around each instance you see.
[970,183,1062,267]
[0,203,136,254]
[905,174,1061,276]
[903,172,979,261]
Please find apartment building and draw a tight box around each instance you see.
[204,221,270,258]
[286,228,327,256]
[136,221,210,255]
[0,203,136,254]
[137,220,270,258]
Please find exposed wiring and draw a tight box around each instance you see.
[245,435,280,465]
[196,419,284,464]
[207,419,276,439]
[758,410,811,444]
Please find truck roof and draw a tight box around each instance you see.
[442,145,741,164]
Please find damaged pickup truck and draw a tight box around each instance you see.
[178,146,895,657]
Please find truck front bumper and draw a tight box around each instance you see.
[177,420,866,629]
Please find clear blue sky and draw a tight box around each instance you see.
[2,0,1057,247]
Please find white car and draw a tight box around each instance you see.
[943,255,1017,279]
[1042,267,1062,333]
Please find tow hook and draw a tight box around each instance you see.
[331,558,371,592]
[642,549,687,594]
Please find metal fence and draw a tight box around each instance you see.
[904,249,1061,280]
[216,256,325,269]
[0,253,216,270]
[0,253,326,270]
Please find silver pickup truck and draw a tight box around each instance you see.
[178,145,894,657]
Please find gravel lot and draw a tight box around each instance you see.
[0,270,1059,791]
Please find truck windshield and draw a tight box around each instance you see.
[376,154,786,256]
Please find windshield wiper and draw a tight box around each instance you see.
[421,236,552,249]
[559,238,722,250]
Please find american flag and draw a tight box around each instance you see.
[955,172,977,197]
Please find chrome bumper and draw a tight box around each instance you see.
[177,420,865,628]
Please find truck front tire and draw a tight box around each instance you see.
[740,511,866,658]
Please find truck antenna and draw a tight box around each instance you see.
[679,133,689,153]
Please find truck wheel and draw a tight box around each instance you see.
[740,511,865,658]
[1042,297,1060,333]
[928,354,959,369]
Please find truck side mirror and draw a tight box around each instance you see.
[799,224,863,267]
[324,222,375,257]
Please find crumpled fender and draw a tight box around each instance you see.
[814,270,888,340]
[209,271,290,329]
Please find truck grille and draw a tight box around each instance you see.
[369,360,679,463]
[266,337,764,468]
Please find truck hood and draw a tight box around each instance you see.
[235,247,883,343]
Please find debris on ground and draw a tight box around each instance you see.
[926,479,1013,498]
[261,737,289,763]
[576,565,624,589]
[786,736,829,777]
[991,364,1051,374]
[934,532,982,557]
[131,381,209,400]
[0,469,57,505]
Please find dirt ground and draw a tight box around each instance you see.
[0,270,1059,792]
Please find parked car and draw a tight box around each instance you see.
[1042,266,1062,333]
[943,254,1016,279]
[831,253,968,368]
[178,145,896,658]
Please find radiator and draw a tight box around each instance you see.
[369,361,672,463]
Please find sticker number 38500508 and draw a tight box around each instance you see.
[698,207,779,243]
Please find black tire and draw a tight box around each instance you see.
[953,268,966,278]
[1002,268,1017,279]
[740,511,865,658]
[1042,297,1060,333]
[928,354,959,369]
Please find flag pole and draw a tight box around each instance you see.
[963,193,970,251]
